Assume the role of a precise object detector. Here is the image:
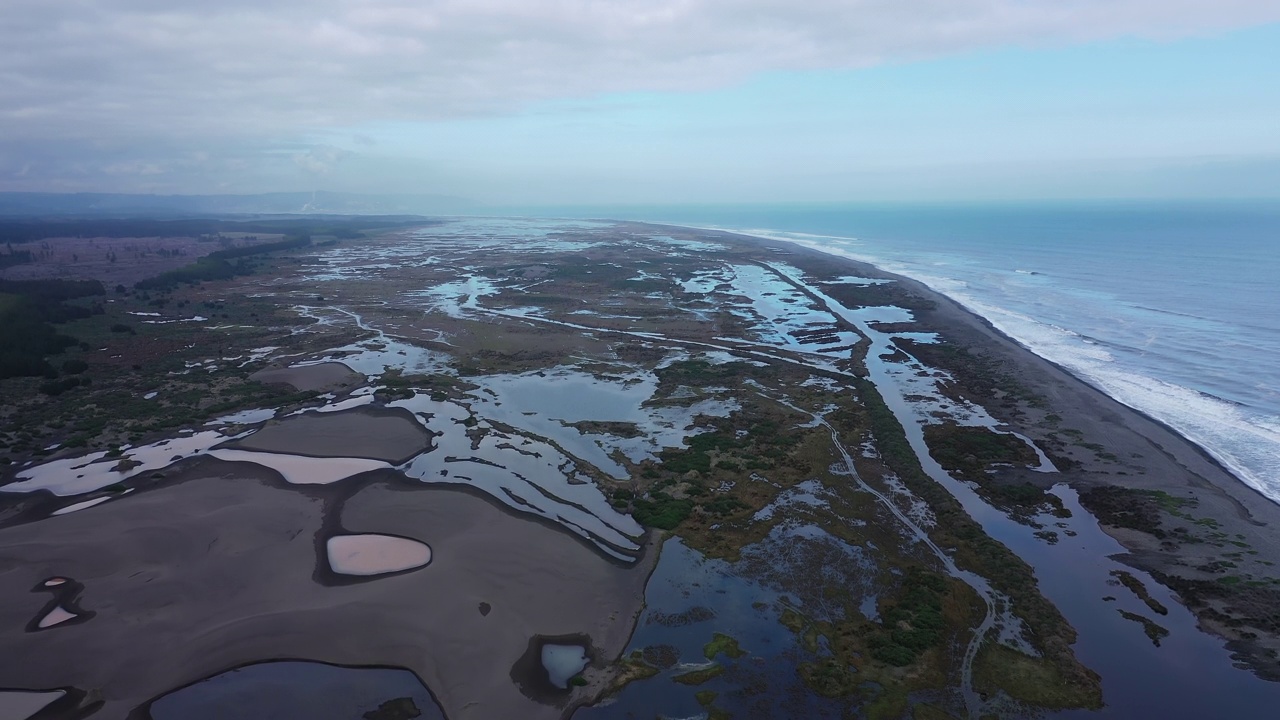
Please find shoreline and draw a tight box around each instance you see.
[661,221,1280,678]
[658,221,1271,509]
[3,215,1277,717]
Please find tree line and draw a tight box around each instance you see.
[0,278,104,380]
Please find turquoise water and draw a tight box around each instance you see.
[502,201,1280,502]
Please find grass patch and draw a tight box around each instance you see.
[922,424,1037,480]
[912,704,960,720]
[1110,570,1169,616]
[857,378,1101,704]
[1118,610,1170,646]
[703,632,747,661]
[972,644,1103,710]
[867,569,948,667]
[608,651,660,696]
[631,494,694,530]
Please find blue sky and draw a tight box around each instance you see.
[3,1,1279,204]
[327,24,1280,203]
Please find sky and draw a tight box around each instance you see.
[2,0,1279,204]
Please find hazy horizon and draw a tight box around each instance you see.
[3,2,1279,204]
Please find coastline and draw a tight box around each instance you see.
[676,222,1280,679]
[660,221,1269,502]
[2,214,1277,717]
[753,225,1279,512]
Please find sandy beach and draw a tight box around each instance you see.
[735,229,1280,673]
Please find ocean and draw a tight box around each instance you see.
[506,201,1280,503]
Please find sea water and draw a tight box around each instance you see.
[506,202,1280,502]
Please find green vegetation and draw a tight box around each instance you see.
[703,633,747,661]
[921,423,1065,515]
[912,704,959,720]
[135,235,313,290]
[621,421,780,531]
[567,420,643,438]
[857,377,1102,706]
[866,569,948,666]
[0,279,103,379]
[0,277,323,462]
[922,424,1037,480]
[896,339,1038,405]
[631,494,695,530]
[1118,609,1170,646]
[607,651,661,696]
[973,643,1102,709]
[1078,486,1173,537]
[1111,570,1168,615]
[671,664,724,686]
[770,561,977,705]
[39,376,91,396]
[693,689,732,720]
[655,359,751,386]
[799,657,862,698]
[0,248,32,268]
[0,216,420,246]
[373,370,473,402]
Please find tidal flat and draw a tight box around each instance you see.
[1,218,1278,719]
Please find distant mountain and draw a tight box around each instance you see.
[0,191,476,217]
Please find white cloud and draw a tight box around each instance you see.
[3,0,1278,141]
[293,145,350,176]
[1,1,1277,195]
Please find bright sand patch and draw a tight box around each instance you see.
[326,534,432,576]
[540,644,588,689]
[51,497,112,516]
[206,450,388,485]
[37,606,78,629]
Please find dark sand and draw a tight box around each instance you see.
[250,362,363,392]
[0,460,655,720]
[229,408,432,464]
[895,264,1280,547]
[748,232,1280,663]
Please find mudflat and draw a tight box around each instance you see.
[4,217,1279,719]
[0,460,654,720]
[250,362,363,392]
[229,407,433,464]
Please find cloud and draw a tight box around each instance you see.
[293,145,350,176]
[4,1,1277,142]
[1,1,1277,195]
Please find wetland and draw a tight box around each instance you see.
[2,217,1279,719]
